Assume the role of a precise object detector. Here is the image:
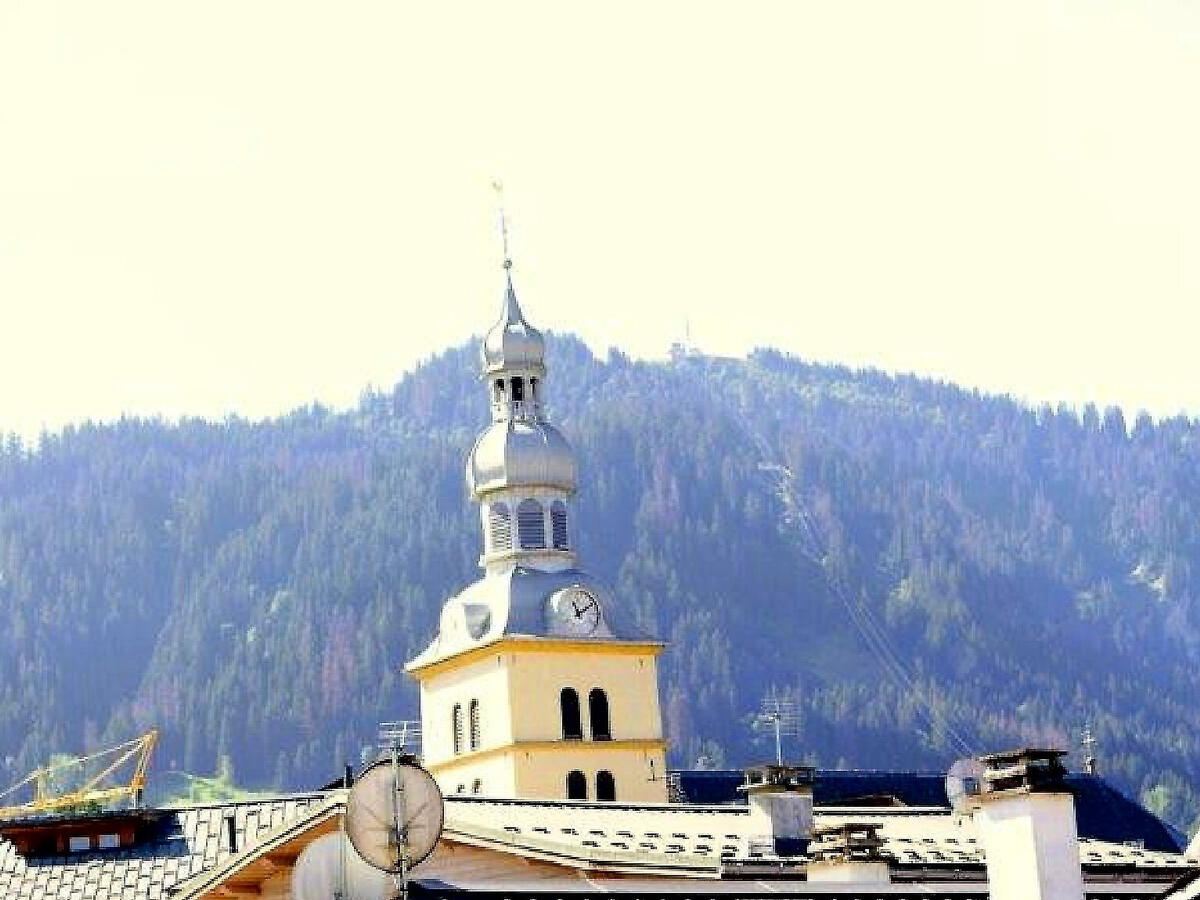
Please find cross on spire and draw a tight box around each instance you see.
[1081,726,1098,776]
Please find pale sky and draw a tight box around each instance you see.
[1,1,1197,439]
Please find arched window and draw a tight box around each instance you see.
[596,770,616,802]
[566,770,587,800]
[469,699,481,750]
[489,503,512,554]
[517,499,546,549]
[589,688,611,741]
[560,688,583,740]
[452,704,464,755]
[550,500,569,550]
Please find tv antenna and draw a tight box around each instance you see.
[376,722,421,760]
[344,725,443,900]
[752,693,800,765]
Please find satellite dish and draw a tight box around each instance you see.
[291,832,395,900]
[945,757,985,812]
[346,757,444,873]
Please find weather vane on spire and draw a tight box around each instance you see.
[491,179,512,271]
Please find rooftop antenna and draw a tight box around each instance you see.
[752,692,800,765]
[344,723,442,900]
[1081,727,1098,776]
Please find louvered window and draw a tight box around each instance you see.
[469,699,481,750]
[551,501,569,550]
[452,703,464,755]
[489,503,512,553]
[517,499,546,549]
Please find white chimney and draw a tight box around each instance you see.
[973,748,1084,900]
[739,764,814,856]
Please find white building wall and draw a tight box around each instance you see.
[975,792,1084,900]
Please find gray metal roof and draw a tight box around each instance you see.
[0,794,326,900]
[408,566,657,670]
[467,418,577,498]
[482,276,545,376]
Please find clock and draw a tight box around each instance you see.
[550,587,602,637]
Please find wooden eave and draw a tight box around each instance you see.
[172,795,345,900]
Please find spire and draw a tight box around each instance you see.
[482,181,544,375]
[468,186,578,572]
[495,180,523,322]
[495,179,513,270]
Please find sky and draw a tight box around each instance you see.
[0,1,1197,439]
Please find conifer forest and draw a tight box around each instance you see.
[2,338,1198,836]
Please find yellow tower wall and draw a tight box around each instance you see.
[505,643,664,743]
[418,651,514,769]
[413,638,668,803]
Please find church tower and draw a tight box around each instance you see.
[406,237,668,804]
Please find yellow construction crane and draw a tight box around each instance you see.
[0,730,158,820]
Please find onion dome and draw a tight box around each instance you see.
[482,272,545,375]
[466,419,577,498]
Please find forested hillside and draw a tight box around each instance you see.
[2,338,1199,836]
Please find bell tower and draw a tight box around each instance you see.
[469,254,578,576]
[405,211,668,804]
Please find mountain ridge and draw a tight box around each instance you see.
[1,335,1198,835]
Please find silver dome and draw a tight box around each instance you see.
[482,277,545,375]
[466,419,577,497]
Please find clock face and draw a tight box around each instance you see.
[551,587,601,637]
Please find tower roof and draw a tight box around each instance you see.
[482,271,545,376]
[406,566,657,672]
[466,418,577,498]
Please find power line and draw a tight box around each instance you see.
[724,393,978,758]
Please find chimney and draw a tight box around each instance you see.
[805,822,891,885]
[738,763,814,857]
[973,748,1084,900]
